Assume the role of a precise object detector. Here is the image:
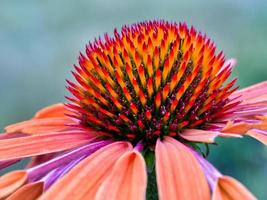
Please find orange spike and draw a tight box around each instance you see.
[162,84,170,102]
[125,62,134,82]
[155,69,161,91]
[160,39,167,61]
[145,110,152,121]
[137,65,146,88]
[162,57,170,82]
[123,49,131,65]
[130,102,138,115]
[134,51,142,67]
[155,92,161,109]
[106,83,118,99]
[88,74,106,94]
[147,55,153,77]
[175,85,185,102]
[111,97,123,110]
[122,87,132,103]
[107,124,120,132]
[102,69,116,87]
[84,98,100,109]
[132,78,140,96]
[169,73,179,93]
[171,99,179,112]
[142,43,148,62]
[147,78,154,98]
[94,64,108,82]
[137,120,145,129]
[94,91,109,106]
[147,37,153,56]
[178,121,189,129]
[97,52,114,75]
[153,47,160,70]
[163,112,170,123]
[99,108,115,118]
[138,90,147,106]
[115,72,126,89]
[119,114,131,123]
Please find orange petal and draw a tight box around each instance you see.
[180,129,219,143]
[34,103,65,119]
[221,121,251,134]
[5,103,76,134]
[5,118,73,134]
[22,126,69,135]
[0,132,93,161]
[41,142,132,200]
[7,182,44,200]
[95,151,147,200]
[213,176,256,200]
[155,136,210,200]
[246,129,267,145]
[252,120,267,130]
[255,115,267,120]
[0,170,27,198]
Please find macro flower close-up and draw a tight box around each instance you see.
[0,20,266,199]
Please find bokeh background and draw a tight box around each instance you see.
[1,0,267,198]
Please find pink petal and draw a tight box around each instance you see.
[0,131,94,161]
[179,129,240,143]
[230,81,267,102]
[95,151,147,200]
[7,182,44,200]
[0,170,27,198]
[213,176,256,200]
[155,136,210,200]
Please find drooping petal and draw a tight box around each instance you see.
[221,120,267,145]
[155,136,210,200]
[180,129,219,143]
[40,142,132,200]
[0,170,27,198]
[27,140,111,182]
[221,121,251,134]
[5,118,73,134]
[230,81,267,103]
[7,182,44,200]
[95,151,147,200]
[34,103,65,119]
[213,176,256,200]
[191,149,222,190]
[0,132,94,161]
[4,103,77,134]
[42,156,84,190]
[246,129,267,145]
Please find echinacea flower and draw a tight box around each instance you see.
[0,20,266,200]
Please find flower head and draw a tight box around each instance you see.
[0,20,266,199]
[67,21,238,146]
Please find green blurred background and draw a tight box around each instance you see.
[0,0,266,199]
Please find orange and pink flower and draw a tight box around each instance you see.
[0,20,266,199]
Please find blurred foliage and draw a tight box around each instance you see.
[0,0,266,199]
